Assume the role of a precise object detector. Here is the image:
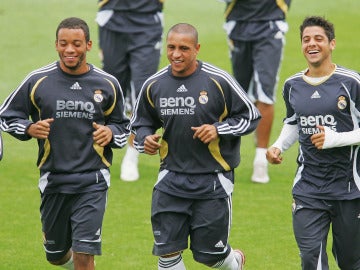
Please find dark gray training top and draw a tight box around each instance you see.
[283,66,360,200]
[0,61,130,194]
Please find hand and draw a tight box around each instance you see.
[93,122,113,147]
[144,134,161,155]
[191,124,218,144]
[266,147,283,164]
[310,125,325,149]
[27,118,54,139]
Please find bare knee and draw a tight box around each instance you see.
[161,251,182,258]
[73,252,94,269]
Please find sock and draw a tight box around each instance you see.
[254,147,267,163]
[211,250,238,270]
[60,253,74,270]
[125,145,139,159]
[158,254,186,270]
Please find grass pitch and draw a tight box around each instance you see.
[0,0,359,269]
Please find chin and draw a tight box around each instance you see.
[65,63,80,70]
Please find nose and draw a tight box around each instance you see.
[65,44,76,53]
[172,48,181,58]
[308,37,316,46]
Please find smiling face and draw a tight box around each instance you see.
[56,28,92,75]
[166,31,200,77]
[301,26,335,69]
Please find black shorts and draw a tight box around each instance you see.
[40,191,107,261]
[151,190,232,263]
[99,26,162,105]
[292,195,360,270]
[228,20,286,105]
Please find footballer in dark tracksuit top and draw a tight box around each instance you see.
[132,61,260,176]
[0,61,129,193]
[274,66,360,269]
[0,16,130,267]
[0,60,130,260]
[130,60,260,262]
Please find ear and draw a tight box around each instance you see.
[55,40,59,51]
[195,43,200,54]
[87,40,93,51]
[330,39,336,51]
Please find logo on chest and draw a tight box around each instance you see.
[310,90,321,99]
[94,89,104,103]
[337,96,347,110]
[199,90,208,104]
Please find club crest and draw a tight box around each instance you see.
[199,90,208,104]
[337,96,347,110]
[94,90,104,103]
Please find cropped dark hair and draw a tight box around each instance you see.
[300,16,335,42]
[56,17,90,42]
[167,23,199,44]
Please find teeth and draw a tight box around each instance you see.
[308,50,318,54]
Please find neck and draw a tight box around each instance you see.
[306,62,335,77]
[60,62,90,75]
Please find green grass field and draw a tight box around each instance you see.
[0,0,359,269]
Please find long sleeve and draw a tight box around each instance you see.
[0,75,36,141]
[213,71,261,139]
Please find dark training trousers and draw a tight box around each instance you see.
[292,195,360,270]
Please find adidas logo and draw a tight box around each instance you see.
[70,82,82,90]
[95,228,101,236]
[176,84,188,92]
[215,240,225,248]
[311,91,321,99]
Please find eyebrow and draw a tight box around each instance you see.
[302,34,325,39]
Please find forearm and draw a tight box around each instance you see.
[271,123,298,152]
[323,126,360,149]
[1,119,33,141]
[132,126,157,152]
